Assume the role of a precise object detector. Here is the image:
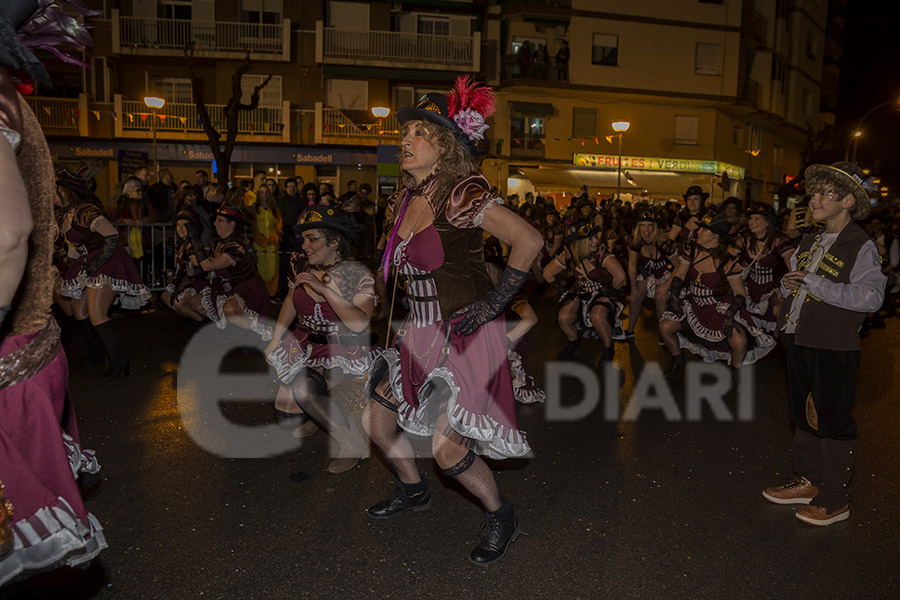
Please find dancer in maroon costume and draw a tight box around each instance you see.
[362,77,542,566]
[736,202,795,332]
[660,213,775,377]
[266,206,375,474]
[1,0,106,586]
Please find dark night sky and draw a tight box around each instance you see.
[837,0,900,190]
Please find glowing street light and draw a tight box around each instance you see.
[143,96,166,180]
[371,106,390,118]
[611,119,630,200]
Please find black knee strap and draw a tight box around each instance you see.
[442,449,477,477]
[366,356,389,398]
[371,390,399,413]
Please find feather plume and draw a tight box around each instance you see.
[447,75,495,119]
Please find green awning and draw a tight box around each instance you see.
[510,101,555,118]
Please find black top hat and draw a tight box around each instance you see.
[804,161,872,220]
[293,205,363,240]
[683,185,710,201]
[746,202,777,224]
[635,207,659,223]
[56,169,92,197]
[563,218,599,244]
[697,212,735,245]
[396,76,495,159]
[722,196,744,211]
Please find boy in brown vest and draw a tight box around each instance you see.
[763,161,886,525]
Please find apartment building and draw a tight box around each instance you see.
[31,0,835,207]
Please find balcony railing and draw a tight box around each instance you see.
[321,26,476,68]
[121,100,284,135]
[321,108,400,140]
[114,10,289,59]
[510,139,545,159]
[24,96,80,130]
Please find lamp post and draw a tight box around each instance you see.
[611,119,630,200]
[845,97,899,163]
[144,96,165,179]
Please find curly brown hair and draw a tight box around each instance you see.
[398,120,478,212]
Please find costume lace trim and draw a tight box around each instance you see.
[58,274,150,310]
[0,497,106,587]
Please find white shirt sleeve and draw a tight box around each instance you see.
[801,240,887,312]
[780,246,800,297]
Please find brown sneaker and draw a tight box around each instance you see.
[795,503,850,526]
[762,476,819,505]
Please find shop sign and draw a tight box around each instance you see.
[573,153,745,180]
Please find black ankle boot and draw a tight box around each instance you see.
[556,338,580,360]
[94,321,130,381]
[75,318,107,366]
[367,478,431,519]
[470,499,520,566]
[664,354,685,378]
[597,345,614,368]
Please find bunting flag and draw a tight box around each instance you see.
[63,108,70,118]
[180,117,186,125]
[112,112,117,120]
[158,114,166,122]
[92,110,100,120]
[43,106,51,116]
[140,113,148,123]
[128,113,134,123]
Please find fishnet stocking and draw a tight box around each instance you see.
[362,378,420,484]
[434,405,502,512]
[290,371,347,433]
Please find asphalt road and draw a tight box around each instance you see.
[3,290,899,600]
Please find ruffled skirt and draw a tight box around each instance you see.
[368,314,530,459]
[268,326,374,384]
[200,276,273,341]
[661,295,776,365]
[58,245,150,310]
[0,328,106,586]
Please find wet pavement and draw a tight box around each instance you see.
[3,291,899,599]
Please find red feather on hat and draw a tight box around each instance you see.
[447,75,495,119]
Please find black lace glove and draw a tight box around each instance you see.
[666,276,684,314]
[451,265,528,336]
[83,233,119,276]
[188,232,209,263]
[723,294,745,338]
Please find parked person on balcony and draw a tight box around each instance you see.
[253,185,283,296]
[555,40,570,81]
[517,41,532,78]
[532,44,547,79]
[149,168,176,223]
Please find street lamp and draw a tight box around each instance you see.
[144,96,165,180]
[611,119,630,201]
[846,96,900,163]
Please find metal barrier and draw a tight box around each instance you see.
[118,223,176,292]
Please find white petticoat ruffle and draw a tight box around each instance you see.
[58,273,150,310]
[369,349,531,460]
[0,496,106,587]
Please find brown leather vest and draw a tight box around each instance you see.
[432,205,493,317]
[777,222,869,351]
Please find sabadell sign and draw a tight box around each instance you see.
[573,153,745,180]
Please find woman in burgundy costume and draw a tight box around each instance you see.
[160,209,210,317]
[659,213,776,377]
[362,77,542,566]
[57,176,150,380]
[622,207,679,339]
[1,0,106,586]
[736,202,795,332]
[182,205,272,341]
[543,219,626,365]
[265,206,375,474]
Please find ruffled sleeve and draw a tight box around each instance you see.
[446,173,499,229]
[73,204,105,229]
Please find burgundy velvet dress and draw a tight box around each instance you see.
[198,234,272,340]
[631,239,678,297]
[268,255,376,384]
[558,253,624,334]
[58,204,150,310]
[737,233,794,332]
[371,174,530,459]
[661,261,776,364]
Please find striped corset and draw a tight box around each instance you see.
[395,241,442,327]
